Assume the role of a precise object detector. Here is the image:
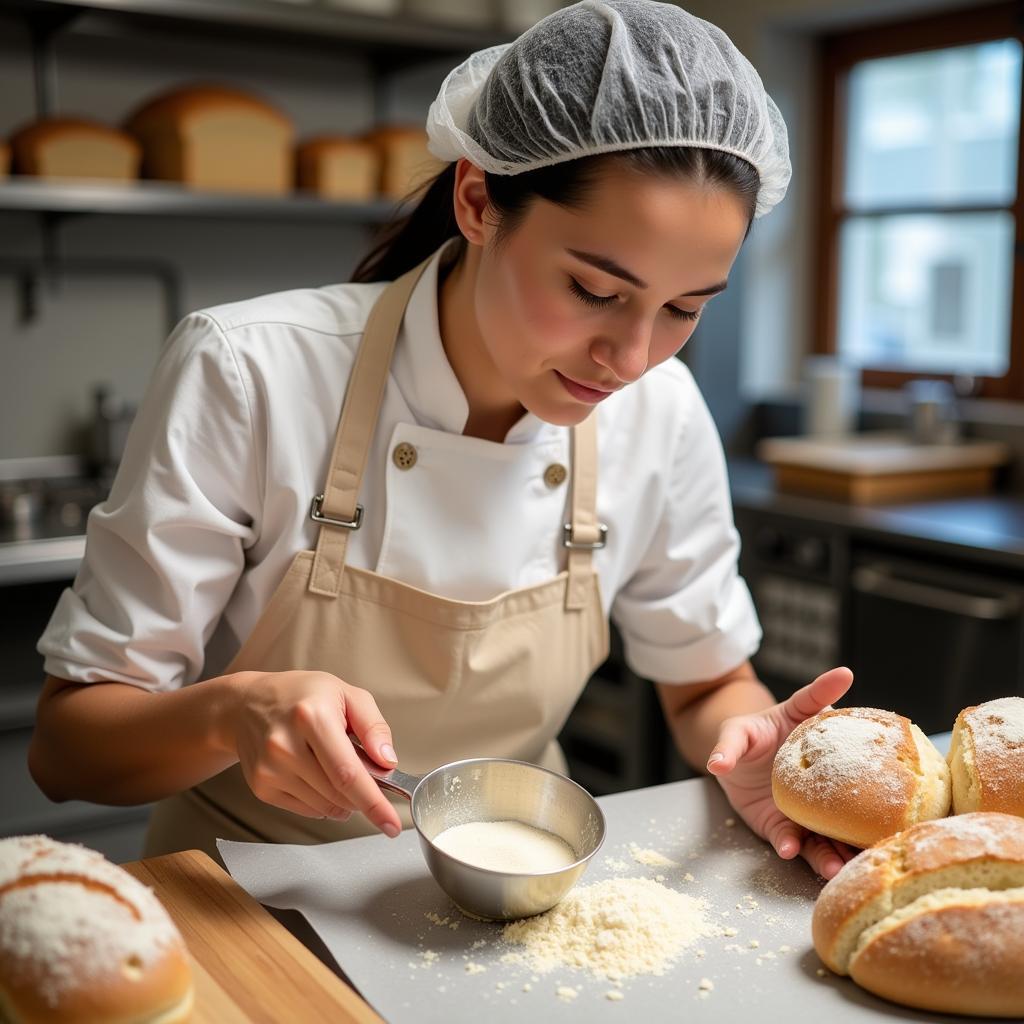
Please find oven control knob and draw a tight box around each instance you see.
[793,536,828,572]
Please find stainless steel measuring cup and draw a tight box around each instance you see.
[355,748,605,921]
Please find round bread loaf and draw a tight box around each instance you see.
[0,835,193,1024]
[949,696,1024,816]
[772,707,950,848]
[812,812,1024,1018]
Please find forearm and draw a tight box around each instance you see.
[662,666,776,772]
[28,673,244,805]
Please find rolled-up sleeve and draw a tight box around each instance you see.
[38,313,261,692]
[611,379,761,684]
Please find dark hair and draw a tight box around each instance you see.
[350,147,760,284]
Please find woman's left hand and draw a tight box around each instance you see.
[705,666,860,880]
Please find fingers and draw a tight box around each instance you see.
[800,833,853,880]
[344,687,398,769]
[706,717,753,775]
[300,694,403,838]
[763,816,806,860]
[265,790,332,819]
[271,787,352,822]
[831,839,860,864]
[782,667,854,725]
[247,730,355,819]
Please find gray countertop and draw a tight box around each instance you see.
[220,774,995,1024]
[729,457,1024,572]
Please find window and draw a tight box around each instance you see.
[816,3,1024,399]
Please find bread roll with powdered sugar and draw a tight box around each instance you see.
[771,707,950,848]
[949,696,1024,817]
[812,812,1024,1018]
[0,835,193,1024]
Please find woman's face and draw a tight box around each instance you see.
[468,161,750,427]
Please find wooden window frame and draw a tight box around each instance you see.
[815,1,1024,400]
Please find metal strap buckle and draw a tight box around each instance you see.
[562,522,608,550]
[310,494,363,530]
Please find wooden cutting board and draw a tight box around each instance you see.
[756,433,1011,504]
[122,849,384,1024]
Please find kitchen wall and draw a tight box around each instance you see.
[0,9,452,458]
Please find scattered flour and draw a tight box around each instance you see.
[433,821,576,873]
[628,843,679,867]
[424,911,460,931]
[501,877,712,981]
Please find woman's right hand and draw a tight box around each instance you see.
[222,670,403,837]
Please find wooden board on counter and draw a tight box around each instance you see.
[122,849,385,1024]
[756,433,1011,504]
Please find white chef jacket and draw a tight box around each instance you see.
[38,240,761,692]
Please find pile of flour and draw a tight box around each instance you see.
[501,877,712,980]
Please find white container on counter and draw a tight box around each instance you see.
[802,355,859,438]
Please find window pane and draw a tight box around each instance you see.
[837,213,1014,376]
[845,40,1022,207]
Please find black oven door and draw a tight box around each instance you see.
[848,548,1024,735]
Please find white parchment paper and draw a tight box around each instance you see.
[218,776,981,1023]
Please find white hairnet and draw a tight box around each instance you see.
[426,0,790,218]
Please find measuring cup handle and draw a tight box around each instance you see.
[350,738,423,802]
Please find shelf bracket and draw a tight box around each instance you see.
[1,256,183,337]
[26,5,82,119]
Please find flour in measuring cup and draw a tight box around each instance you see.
[432,821,576,873]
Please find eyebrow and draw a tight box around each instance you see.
[566,248,728,298]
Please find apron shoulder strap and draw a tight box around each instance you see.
[565,411,603,611]
[309,260,431,597]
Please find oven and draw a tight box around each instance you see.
[846,547,1024,734]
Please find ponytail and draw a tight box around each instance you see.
[350,163,463,283]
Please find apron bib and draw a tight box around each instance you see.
[144,256,610,863]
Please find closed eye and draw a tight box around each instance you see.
[568,277,700,322]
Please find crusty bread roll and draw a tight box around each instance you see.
[9,118,141,181]
[0,835,192,1024]
[949,696,1024,816]
[772,707,950,848]
[295,135,380,200]
[126,84,294,194]
[812,812,1024,1018]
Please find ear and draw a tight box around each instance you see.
[451,159,492,246]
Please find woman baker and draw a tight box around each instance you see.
[31,0,857,879]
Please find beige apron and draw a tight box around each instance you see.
[144,255,610,863]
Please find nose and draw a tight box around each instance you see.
[590,316,650,384]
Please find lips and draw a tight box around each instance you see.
[556,371,619,404]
